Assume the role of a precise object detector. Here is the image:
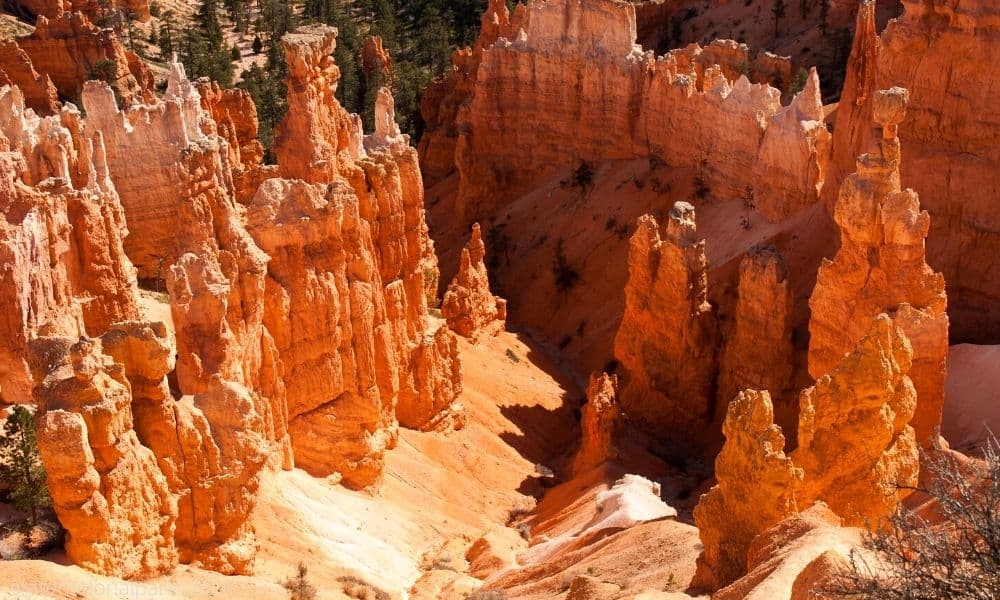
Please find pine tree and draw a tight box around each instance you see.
[772,0,786,38]
[0,406,50,525]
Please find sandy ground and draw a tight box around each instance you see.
[943,344,1000,454]
[0,330,591,599]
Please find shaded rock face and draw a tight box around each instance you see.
[0,85,139,405]
[29,335,177,579]
[834,0,1000,343]
[693,390,802,590]
[0,43,59,116]
[441,223,507,341]
[571,372,621,476]
[695,315,919,591]
[420,0,830,224]
[613,204,718,455]
[813,86,947,447]
[14,12,153,107]
[718,248,794,411]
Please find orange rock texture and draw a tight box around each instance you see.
[29,335,177,579]
[571,372,622,476]
[812,85,947,446]
[13,0,150,22]
[441,223,506,341]
[0,42,59,115]
[14,12,153,107]
[834,0,1000,343]
[0,85,139,405]
[420,0,830,224]
[795,314,919,527]
[693,389,802,590]
[717,247,794,410]
[613,204,718,454]
[696,315,919,590]
[0,22,461,578]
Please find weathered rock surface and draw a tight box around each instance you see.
[0,84,139,404]
[420,0,830,224]
[693,390,802,590]
[29,336,177,579]
[0,43,59,115]
[718,247,794,409]
[614,204,718,454]
[834,0,1000,343]
[441,223,506,341]
[571,372,621,476]
[12,0,150,22]
[795,314,919,527]
[813,86,948,446]
[15,12,153,107]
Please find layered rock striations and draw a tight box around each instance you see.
[441,223,506,341]
[613,204,718,454]
[1,22,462,578]
[812,86,948,446]
[12,0,150,22]
[420,0,830,224]
[0,84,139,404]
[834,0,1000,343]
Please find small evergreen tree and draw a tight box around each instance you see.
[87,59,119,84]
[789,67,809,97]
[251,35,263,55]
[772,0,786,37]
[0,406,50,525]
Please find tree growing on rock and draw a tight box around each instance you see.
[0,406,50,525]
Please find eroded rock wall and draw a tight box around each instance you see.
[420,0,830,225]
[0,84,139,404]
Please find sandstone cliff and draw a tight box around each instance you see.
[834,0,1000,343]
[614,204,718,455]
[441,223,507,341]
[421,0,830,225]
[15,12,153,107]
[717,247,794,410]
[11,0,150,22]
[0,84,139,405]
[30,335,176,579]
[0,42,59,116]
[813,86,948,446]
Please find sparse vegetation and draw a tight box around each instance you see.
[829,439,1000,598]
[552,239,581,293]
[337,575,390,600]
[741,185,756,230]
[0,406,50,526]
[467,590,509,600]
[86,59,119,85]
[789,67,810,98]
[771,0,786,37]
[505,348,519,363]
[282,562,317,600]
